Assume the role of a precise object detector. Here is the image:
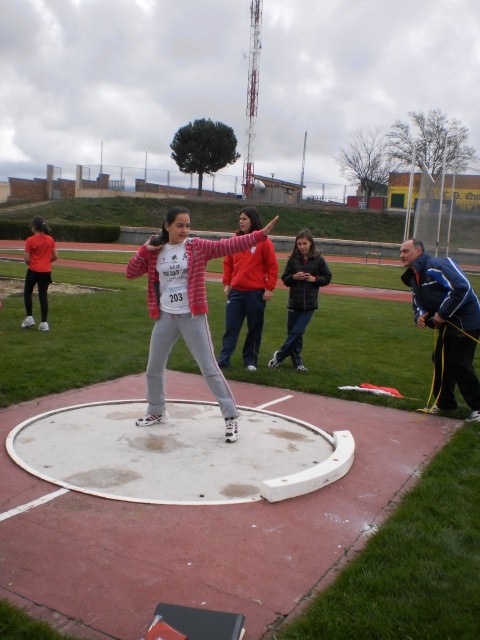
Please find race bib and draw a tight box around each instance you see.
[160,282,189,312]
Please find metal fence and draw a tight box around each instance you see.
[79,164,351,205]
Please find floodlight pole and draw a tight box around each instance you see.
[445,172,455,257]
[100,141,103,196]
[300,129,307,204]
[144,150,148,196]
[435,138,449,256]
[404,144,416,241]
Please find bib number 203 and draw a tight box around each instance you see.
[170,293,183,303]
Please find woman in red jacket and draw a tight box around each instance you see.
[21,215,58,331]
[218,207,278,372]
[126,206,278,443]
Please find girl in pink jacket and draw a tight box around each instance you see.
[126,206,278,443]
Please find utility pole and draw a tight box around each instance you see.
[242,0,263,199]
[300,129,307,203]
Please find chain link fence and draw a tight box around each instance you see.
[79,164,351,206]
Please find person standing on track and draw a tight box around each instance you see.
[21,215,58,332]
[217,207,278,372]
[126,205,279,443]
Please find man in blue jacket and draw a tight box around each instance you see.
[400,238,480,421]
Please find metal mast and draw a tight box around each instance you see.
[300,129,307,203]
[242,0,263,199]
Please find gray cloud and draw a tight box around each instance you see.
[1,0,479,194]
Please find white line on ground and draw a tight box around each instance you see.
[255,395,293,410]
[0,488,69,522]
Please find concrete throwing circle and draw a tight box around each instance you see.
[6,399,338,505]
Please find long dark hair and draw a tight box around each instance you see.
[290,228,318,259]
[236,207,262,235]
[160,206,190,243]
[31,215,52,236]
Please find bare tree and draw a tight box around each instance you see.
[337,128,399,205]
[386,109,477,175]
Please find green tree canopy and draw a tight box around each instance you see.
[170,118,241,196]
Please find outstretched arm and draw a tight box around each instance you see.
[262,215,279,236]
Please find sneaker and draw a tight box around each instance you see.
[135,409,169,427]
[296,364,309,373]
[38,322,49,331]
[417,404,440,414]
[268,351,280,369]
[224,417,239,443]
[21,316,35,328]
[466,410,480,422]
[419,404,457,415]
[247,365,257,372]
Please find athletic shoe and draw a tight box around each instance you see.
[21,316,35,328]
[466,410,480,422]
[419,405,440,414]
[135,409,169,427]
[296,365,309,373]
[268,351,280,368]
[38,322,49,331]
[420,404,458,415]
[247,365,257,372]
[224,417,239,443]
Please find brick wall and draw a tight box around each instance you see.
[8,176,75,202]
[8,177,48,202]
[135,179,238,199]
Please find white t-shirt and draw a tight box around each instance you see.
[156,241,190,313]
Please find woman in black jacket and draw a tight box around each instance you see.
[268,229,332,372]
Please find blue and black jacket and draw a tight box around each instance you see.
[401,252,480,333]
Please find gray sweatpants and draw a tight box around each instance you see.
[145,312,238,419]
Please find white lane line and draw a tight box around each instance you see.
[0,488,69,522]
[255,395,293,410]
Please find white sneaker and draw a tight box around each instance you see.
[38,322,49,331]
[247,365,257,372]
[296,364,309,373]
[466,410,480,422]
[268,351,280,368]
[21,316,35,328]
[224,417,239,442]
[135,409,169,427]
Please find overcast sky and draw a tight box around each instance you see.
[1,0,479,197]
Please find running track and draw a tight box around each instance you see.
[0,240,413,302]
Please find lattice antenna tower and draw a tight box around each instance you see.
[243,0,263,198]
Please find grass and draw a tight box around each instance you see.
[0,195,408,243]
[1,202,480,638]
[1,259,461,413]
[277,423,480,640]
[2,247,479,292]
[275,420,480,640]
[0,600,78,640]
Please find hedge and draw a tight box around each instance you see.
[0,220,120,243]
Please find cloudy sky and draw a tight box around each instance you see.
[1,0,479,197]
